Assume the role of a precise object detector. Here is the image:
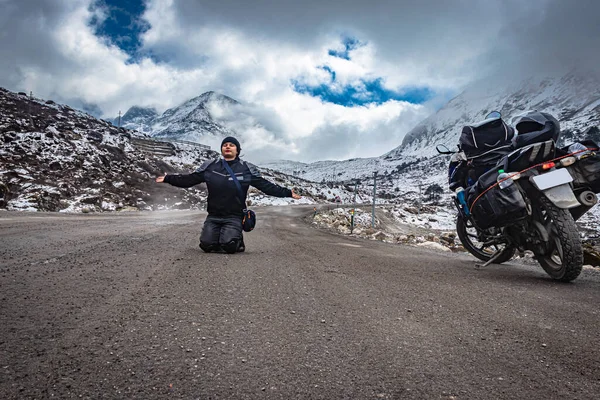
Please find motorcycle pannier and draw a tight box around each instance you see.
[459,118,515,159]
[496,140,556,173]
[568,140,600,194]
[466,168,528,229]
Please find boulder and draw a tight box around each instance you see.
[373,231,388,241]
[396,235,409,243]
[439,232,456,245]
[416,241,452,252]
[363,227,376,236]
[583,243,600,267]
[425,233,439,242]
[80,195,101,205]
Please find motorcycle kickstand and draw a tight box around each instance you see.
[475,248,505,269]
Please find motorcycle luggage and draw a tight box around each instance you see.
[466,168,528,229]
[459,117,515,159]
[567,140,600,194]
[496,140,556,173]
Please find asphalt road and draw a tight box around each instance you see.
[1,207,599,399]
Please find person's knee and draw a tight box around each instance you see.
[199,241,219,253]
[221,239,239,254]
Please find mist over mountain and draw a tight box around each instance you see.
[263,70,600,185]
[390,70,600,161]
[115,91,239,143]
[115,106,159,131]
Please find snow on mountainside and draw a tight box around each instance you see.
[266,71,599,186]
[389,71,600,161]
[116,91,238,142]
[261,71,600,233]
[383,71,600,232]
[0,88,220,212]
[0,88,360,212]
[115,106,158,131]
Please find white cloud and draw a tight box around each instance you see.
[0,0,598,163]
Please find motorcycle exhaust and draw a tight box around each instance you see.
[578,190,598,207]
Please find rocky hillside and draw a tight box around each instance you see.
[0,88,221,212]
[0,88,360,212]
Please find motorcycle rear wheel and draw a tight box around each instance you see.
[536,197,583,282]
[456,217,515,264]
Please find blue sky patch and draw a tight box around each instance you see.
[328,37,364,60]
[293,68,434,107]
[296,38,434,107]
[88,0,149,61]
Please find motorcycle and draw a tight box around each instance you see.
[437,111,600,281]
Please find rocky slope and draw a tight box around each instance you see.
[0,88,222,212]
[0,88,362,213]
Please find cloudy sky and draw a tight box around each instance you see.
[1,0,598,163]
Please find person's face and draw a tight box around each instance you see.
[221,142,238,159]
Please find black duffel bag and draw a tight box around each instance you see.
[566,140,600,194]
[466,168,528,229]
[459,117,514,159]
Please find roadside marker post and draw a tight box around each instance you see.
[371,171,377,228]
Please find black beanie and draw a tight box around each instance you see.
[221,136,241,154]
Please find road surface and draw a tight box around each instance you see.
[1,207,599,399]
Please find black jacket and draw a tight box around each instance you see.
[164,158,292,216]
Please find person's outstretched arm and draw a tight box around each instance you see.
[248,162,301,199]
[155,160,212,188]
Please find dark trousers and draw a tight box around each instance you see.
[199,215,243,254]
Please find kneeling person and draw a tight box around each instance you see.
[156,137,301,253]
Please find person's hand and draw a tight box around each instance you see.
[155,175,166,183]
[291,190,301,200]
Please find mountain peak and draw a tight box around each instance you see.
[115,106,158,130]
[128,91,240,141]
[189,91,239,106]
[386,71,600,161]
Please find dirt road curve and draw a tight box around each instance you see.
[1,207,599,399]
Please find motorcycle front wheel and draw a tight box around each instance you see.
[456,216,515,264]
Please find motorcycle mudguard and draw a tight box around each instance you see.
[542,184,580,209]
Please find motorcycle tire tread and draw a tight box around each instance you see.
[537,196,583,282]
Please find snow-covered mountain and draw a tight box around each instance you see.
[0,88,361,212]
[115,106,158,131]
[261,70,600,232]
[0,88,221,212]
[265,71,600,184]
[116,91,238,142]
[388,70,600,161]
